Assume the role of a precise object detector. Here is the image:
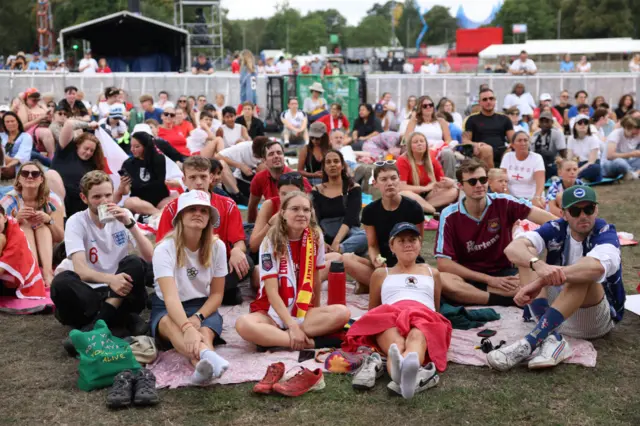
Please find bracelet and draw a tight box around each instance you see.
[124,218,136,229]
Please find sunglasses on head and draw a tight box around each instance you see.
[576,120,589,125]
[374,160,396,167]
[481,97,496,102]
[568,203,596,218]
[422,103,434,108]
[163,112,176,118]
[463,176,488,186]
[20,170,41,179]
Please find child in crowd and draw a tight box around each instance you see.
[547,158,583,217]
[488,168,509,194]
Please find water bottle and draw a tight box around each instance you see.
[327,261,347,306]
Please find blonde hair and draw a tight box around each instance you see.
[406,132,435,186]
[80,170,112,196]
[487,168,506,180]
[14,161,50,210]
[263,191,322,258]
[167,209,218,269]
[240,50,255,73]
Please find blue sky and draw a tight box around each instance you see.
[223,0,504,26]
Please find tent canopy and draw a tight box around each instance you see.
[479,38,640,59]
[60,11,188,71]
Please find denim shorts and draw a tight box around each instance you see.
[149,293,223,339]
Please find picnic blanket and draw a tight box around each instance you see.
[544,174,623,188]
[148,284,597,389]
[0,287,54,314]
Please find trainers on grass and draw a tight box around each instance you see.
[528,335,571,370]
[107,370,135,409]
[486,339,532,372]
[387,363,439,397]
[352,353,384,390]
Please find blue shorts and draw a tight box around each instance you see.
[149,293,223,339]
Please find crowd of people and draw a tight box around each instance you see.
[0,73,634,400]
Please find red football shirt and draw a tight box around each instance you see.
[157,126,190,156]
[317,114,350,132]
[397,154,444,186]
[231,60,240,74]
[156,192,245,258]
[249,167,312,200]
[434,194,531,274]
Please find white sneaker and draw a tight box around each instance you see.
[387,363,439,397]
[352,353,384,390]
[486,339,532,372]
[528,334,571,370]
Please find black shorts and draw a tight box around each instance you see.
[467,267,518,291]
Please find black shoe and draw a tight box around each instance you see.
[133,369,160,406]
[62,322,96,357]
[107,370,135,409]
[126,313,149,337]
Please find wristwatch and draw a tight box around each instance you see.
[195,312,205,322]
[124,218,136,229]
[46,218,54,226]
[529,257,540,271]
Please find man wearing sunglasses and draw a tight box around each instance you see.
[463,87,514,168]
[489,186,623,371]
[436,159,555,307]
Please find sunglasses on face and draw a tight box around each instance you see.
[463,176,488,186]
[374,160,396,167]
[508,112,519,116]
[178,99,187,103]
[163,112,176,118]
[422,103,434,108]
[481,97,496,102]
[568,204,596,218]
[56,112,68,117]
[20,170,42,179]
[576,120,589,125]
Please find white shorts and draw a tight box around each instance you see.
[546,286,615,340]
[267,309,304,330]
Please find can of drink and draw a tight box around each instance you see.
[97,204,115,224]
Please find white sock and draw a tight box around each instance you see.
[200,349,229,378]
[191,359,214,384]
[388,343,404,384]
[400,352,420,399]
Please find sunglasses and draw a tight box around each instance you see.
[576,120,589,125]
[163,112,176,118]
[463,176,488,186]
[178,99,187,103]
[508,112,519,116]
[374,160,396,167]
[279,172,303,185]
[481,97,496,102]
[56,112,68,117]
[20,170,42,179]
[568,204,596,218]
[422,103,434,108]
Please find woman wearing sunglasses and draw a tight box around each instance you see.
[567,114,602,183]
[397,132,458,214]
[0,161,65,286]
[158,106,190,156]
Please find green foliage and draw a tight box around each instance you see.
[424,6,458,45]
[396,0,422,48]
[345,15,393,48]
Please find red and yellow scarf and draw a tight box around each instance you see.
[279,227,316,319]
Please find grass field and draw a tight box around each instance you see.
[2,183,640,425]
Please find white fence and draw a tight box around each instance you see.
[1,71,638,117]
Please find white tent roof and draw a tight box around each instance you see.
[479,38,640,59]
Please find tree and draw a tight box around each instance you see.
[396,0,422,48]
[491,0,559,40]
[0,0,36,56]
[572,0,633,38]
[346,15,392,47]
[366,2,394,20]
[423,5,458,45]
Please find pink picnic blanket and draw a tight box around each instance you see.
[0,288,54,314]
[148,286,597,389]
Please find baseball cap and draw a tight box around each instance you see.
[33,51,40,56]
[539,111,553,121]
[374,103,384,114]
[389,222,421,239]
[0,105,10,113]
[132,123,153,136]
[573,114,591,126]
[539,93,552,101]
[561,185,598,209]
[24,87,40,99]
[109,104,125,119]
[172,190,218,226]
[55,104,71,114]
[308,121,327,138]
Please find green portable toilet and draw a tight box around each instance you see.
[296,75,359,125]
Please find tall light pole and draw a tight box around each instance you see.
[557,10,562,39]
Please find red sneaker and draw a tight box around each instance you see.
[272,367,325,397]
[253,362,285,394]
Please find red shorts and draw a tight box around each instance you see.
[342,300,452,372]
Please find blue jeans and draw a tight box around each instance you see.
[31,150,51,167]
[578,160,602,182]
[339,227,368,256]
[601,158,631,178]
[627,157,640,171]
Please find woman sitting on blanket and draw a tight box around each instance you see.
[342,222,452,400]
[236,191,351,350]
[0,161,65,287]
[151,190,230,384]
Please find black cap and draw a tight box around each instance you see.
[329,261,345,273]
[389,222,420,239]
[55,104,71,114]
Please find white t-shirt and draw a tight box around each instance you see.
[577,62,591,73]
[265,64,278,74]
[503,93,535,116]
[509,58,537,73]
[187,128,208,154]
[153,237,228,302]
[568,135,601,162]
[340,145,357,164]
[79,58,99,74]
[500,151,545,199]
[402,62,414,74]
[629,61,640,73]
[219,141,261,179]
[154,101,175,110]
[522,231,620,283]
[221,124,245,148]
[282,110,306,129]
[60,209,136,288]
[276,61,292,75]
[607,127,640,155]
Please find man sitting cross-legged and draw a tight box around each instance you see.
[436,159,556,306]
[156,156,254,305]
[487,185,624,371]
[51,171,154,354]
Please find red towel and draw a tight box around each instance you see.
[0,217,45,299]
[342,300,452,372]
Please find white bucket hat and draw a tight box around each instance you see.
[132,123,153,136]
[309,82,324,93]
[172,190,218,226]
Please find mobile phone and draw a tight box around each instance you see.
[477,329,497,338]
[118,170,129,178]
[298,350,315,363]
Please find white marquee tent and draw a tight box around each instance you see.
[479,38,640,59]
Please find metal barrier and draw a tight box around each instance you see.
[1,71,638,120]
